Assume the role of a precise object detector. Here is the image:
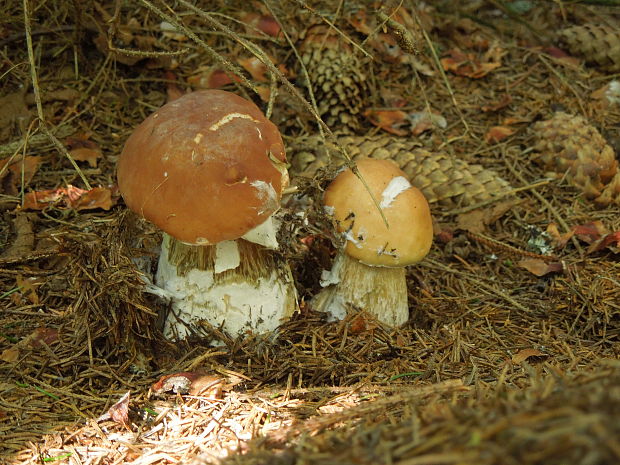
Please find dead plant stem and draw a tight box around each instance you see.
[23,0,91,189]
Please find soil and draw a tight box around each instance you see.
[1,1,619,464]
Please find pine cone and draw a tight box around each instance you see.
[557,25,620,72]
[288,135,513,208]
[299,24,369,132]
[532,112,619,206]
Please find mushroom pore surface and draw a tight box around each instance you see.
[324,158,433,267]
[117,90,287,245]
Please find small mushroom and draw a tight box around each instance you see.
[313,158,433,326]
[117,90,297,339]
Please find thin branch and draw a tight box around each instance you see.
[23,0,91,189]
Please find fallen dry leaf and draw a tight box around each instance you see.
[0,156,42,195]
[188,68,241,89]
[518,258,564,277]
[1,212,35,259]
[482,94,513,112]
[98,391,132,429]
[441,48,502,79]
[485,125,515,144]
[573,221,609,244]
[65,136,102,168]
[457,199,522,233]
[349,313,378,334]
[0,346,19,363]
[512,348,548,364]
[240,12,281,37]
[15,276,44,305]
[546,223,574,249]
[152,372,223,397]
[364,109,409,136]
[542,46,581,68]
[24,327,59,349]
[0,91,31,133]
[409,110,447,136]
[163,70,185,102]
[587,230,620,254]
[238,56,269,82]
[22,185,116,211]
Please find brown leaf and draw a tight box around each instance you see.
[188,68,241,89]
[573,221,609,244]
[16,276,44,305]
[542,46,581,68]
[457,199,521,233]
[364,109,409,136]
[238,56,270,82]
[0,346,19,363]
[518,258,563,276]
[349,313,377,334]
[409,110,447,136]
[152,372,223,397]
[0,91,31,132]
[348,9,372,34]
[485,125,515,144]
[441,48,502,79]
[23,327,58,349]
[588,230,620,253]
[66,136,102,168]
[22,185,116,211]
[73,187,114,210]
[512,348,548,364]
[240,13,281,38]
[163,70,185,102]
[100,391,132,429]
[482,94,512,112]
[1,212,35,259]
[545,223,574,249]
[0,156,42,195]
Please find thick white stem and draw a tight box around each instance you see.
[157,234,297,340]
[312,251,409,327]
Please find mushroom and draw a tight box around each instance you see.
[117,90,297,339]
[313,158,433,326]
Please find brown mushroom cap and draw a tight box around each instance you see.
[117,90,288,245]
[324,158,433,267]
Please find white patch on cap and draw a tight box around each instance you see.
[242,216,279,249]
[209,113,260,131]
[251,180,278,214]
[194,133,204,144]
[256,127,263,140]
[379,176,411,210]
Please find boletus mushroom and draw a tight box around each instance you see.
[117,90,297,339]
[313,158,433,327]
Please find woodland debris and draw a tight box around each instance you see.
[288,135,514,208]
[558,24,620,72]
[531,112,620,206]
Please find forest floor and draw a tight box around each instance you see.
[1,1,619,464]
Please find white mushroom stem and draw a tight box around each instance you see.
[156,219,297,340]
[311,250,409,327]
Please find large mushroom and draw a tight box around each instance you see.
[313,158,433,327]
[117,90,297,339]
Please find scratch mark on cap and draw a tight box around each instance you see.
[209,113,260,131]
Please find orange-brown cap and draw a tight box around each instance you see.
[324,158,433,267]
[117,90,288,245]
